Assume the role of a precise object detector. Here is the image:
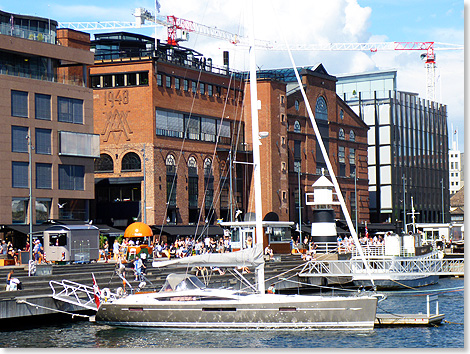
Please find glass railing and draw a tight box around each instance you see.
[0,66,85,86]
[0,22,56,44]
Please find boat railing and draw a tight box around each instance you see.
[49,279,108,311]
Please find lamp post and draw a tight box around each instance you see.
[440,178,444,223]
[27,135,34,262]
[402,174,407,234]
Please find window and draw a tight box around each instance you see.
[95,154,114,172]
[36,163,52,189]
[201,117,216,142]
[103,75,112,87]
[157,74,163,86]
[175,78,180,90]
[36,199,51,223]
[128,73,137,86]
[58,97,83,124]
[315,96,328,120]
[166,154,177,207]
[115,74,125,87]
[192,81,197,93]
[139,72,149,85]
[270,227,291,243]
[204,158,213,210]
[91,76,101,88]
[165,76,171,88]
[185,115,201,140]
[204,158,213,178]
[35,128,52,155]
[340,109,344,120]
[121,152,141,171]
[11,90,28,118]
[35,94,51,120]
[59,164,84,190]
[293,120,301,133]
[200,82,205,95]
[49,232,67,247]
[280,95,285,105]
[12,126,29,153]
[338,146,345,163]
[338,128,345,140]
[281,114,286,123]
[349,130,355,141]
[184,79,189,91]
[12,199,27,224]
[59,131,99,157]
[12,161,28,188]
[188,157,198,209]
[338,146,346,176]
[208,85,213,97]
[295,100,300,111]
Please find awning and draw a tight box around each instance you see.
[2,223,125,237]
[151,225,224,237]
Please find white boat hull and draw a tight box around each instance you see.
[95,292,378,330]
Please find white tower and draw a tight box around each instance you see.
[305,170,341,243]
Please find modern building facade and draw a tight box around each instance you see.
[336,70,450,230]
[90,32,370,251]
[0,10,98,240]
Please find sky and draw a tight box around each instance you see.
[0,0,465,152]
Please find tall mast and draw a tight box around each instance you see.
[247,0,265,294]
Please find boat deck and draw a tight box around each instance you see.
[375,313,445,327]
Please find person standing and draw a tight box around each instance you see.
[103,240,109,263]
[113,239,120,261]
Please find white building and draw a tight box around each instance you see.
[449,128,462,195]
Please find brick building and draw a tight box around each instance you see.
[91,32,369,247]
[0,10,97,245]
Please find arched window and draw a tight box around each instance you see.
[315,96,328,120]
[166,154,176,174]
[338,128,345,140]
[166,154,177,208]
[121,152,141,171]
[204,158,212,177]
[94,153,113,172]
[188,156,197,176]
[349,130,355,141]
[188,156,198,214]
[339,109,344,120]
[293,120,301,133]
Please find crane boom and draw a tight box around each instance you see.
[58,7,463,101]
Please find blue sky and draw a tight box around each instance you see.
[0,0,465,151]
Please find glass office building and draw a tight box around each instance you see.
[337,71,449,229]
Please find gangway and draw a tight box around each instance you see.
[298,252,464,286]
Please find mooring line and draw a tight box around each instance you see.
[16,299,91,319]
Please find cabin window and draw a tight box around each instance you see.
[49,232,67,247]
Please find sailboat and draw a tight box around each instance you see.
[93,3,381,330]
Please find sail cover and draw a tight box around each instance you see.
[151,244,264,268]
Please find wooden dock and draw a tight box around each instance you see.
[375,313,445,327]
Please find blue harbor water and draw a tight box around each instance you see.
[0,277,464,348]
